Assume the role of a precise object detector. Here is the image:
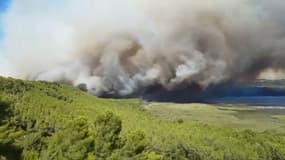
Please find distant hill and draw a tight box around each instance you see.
[253,79,285,89]
[0,77,285,160]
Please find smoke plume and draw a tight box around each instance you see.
[1,0,285,96]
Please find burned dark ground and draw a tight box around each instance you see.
[87,79,285,106]
[142,81,285,105]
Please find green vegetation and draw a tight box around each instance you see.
[145,103,285,133]
[0,77,285,160]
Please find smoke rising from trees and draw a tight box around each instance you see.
[1,0,285,96]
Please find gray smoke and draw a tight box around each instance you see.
[1,0,285,96]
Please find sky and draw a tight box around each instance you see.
[0,0,10,38]
[0,0,9,12]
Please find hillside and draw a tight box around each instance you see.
[253,79,285,89]
[0,77,285,160]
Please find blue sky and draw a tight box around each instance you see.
[0,0,10,12]
[0,0,10,38]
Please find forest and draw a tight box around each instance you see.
[0,77,285,160]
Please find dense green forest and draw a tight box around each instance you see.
[0,77,285,160]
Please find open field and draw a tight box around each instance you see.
[145,103,285,133]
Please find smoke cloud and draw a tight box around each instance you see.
[1,0,285,96]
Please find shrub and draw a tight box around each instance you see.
[42,117,94,160]
[93,111,122,159]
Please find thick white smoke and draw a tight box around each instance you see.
[1,0,285,96]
